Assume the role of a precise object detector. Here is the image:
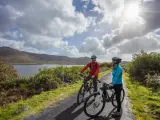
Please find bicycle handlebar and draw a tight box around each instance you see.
[102,83,114,90]
[97,80,101,83]
[79,73,85,77]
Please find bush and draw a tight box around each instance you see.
[0,65,86,106]
[0,61,18,82]
[146,74,160,91]
[127,50,160,89]
[100,62,112,72]
[37,66,84,83]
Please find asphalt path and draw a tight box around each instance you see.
[26,73,135,120]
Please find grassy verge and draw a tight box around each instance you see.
[98,69,111,79]
[0,70,111,120]
[124,73,160,120]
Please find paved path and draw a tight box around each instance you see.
[26,73,135,120]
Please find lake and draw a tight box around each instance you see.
[13,64,84,77]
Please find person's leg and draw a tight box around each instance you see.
[84,76,91,90]
[114,84,122,112]
[93,76,98,92]
[103,83,107,97]
[92,76,98,99]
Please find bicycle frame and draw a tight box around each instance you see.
[98,82,115,102]
[104,88,114,101]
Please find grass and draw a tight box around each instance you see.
[123,73,160,120]
[0,70,111,120]
[98,69,111,79]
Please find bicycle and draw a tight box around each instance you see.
[83,81,125,118]
[77,74,98,105]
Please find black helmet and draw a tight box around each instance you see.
[91,55,97,59]
[112,57,122,64]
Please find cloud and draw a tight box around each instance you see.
[0,37,25,50]
[137,0,160,34]
[91,0,160,39]
[80,30,160,57]
[80,37,106,55]
[0,0,93,56]
[0,36,61,55]
[81,0,90,10]
[106,18,145,45]
[1,0,160,61]
[3,28,23,40]
[80,0,160,59]
[24,35,67,50]
[91,0,124,23]
[115,32,160,54]
[62,46,80,57]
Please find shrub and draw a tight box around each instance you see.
[128,51,160,81]
[127,50,160,89]
[0,61,18,82]
[0,65,86,106]
[100,62,112,72]
[146,74,160,91]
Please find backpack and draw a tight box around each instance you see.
[89,62,98,69]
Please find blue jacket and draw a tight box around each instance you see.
[112,64,123,84]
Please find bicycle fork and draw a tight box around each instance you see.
[102,89,111,102]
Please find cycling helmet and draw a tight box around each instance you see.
[91,55,97,59]
[112,57,122,64]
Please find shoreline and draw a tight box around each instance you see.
[11,63,85,65]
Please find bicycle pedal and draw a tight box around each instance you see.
[106,99,110,102]
[102,96,110,102]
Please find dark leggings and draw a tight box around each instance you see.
[85,76,98,92]
[114,84,122,112]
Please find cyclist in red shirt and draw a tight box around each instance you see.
[80,55,100,93]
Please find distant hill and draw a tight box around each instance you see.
[0,47,90,65]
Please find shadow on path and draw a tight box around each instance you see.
[55,103,83,120]
[87,108,123,120]
[55,99,95,120]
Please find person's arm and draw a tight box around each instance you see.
[93,63,100,76]
[112,68,122,82]
[80,63,90,73]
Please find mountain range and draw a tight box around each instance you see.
[0,47,91,65]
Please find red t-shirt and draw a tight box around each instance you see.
[80,62,100,76]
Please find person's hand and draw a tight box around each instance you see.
[109,84,114,89]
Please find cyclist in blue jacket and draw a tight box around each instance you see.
[112,57,123,116]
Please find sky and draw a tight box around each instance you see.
[0,0,160,62]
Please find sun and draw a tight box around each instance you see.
[124,3,140,21]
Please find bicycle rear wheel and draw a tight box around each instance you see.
[83,92,105,118]
[111,88,125,107]
[77,84,91,104]
[77,85,85,104]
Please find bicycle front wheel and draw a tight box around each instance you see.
[83,92,105,118]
